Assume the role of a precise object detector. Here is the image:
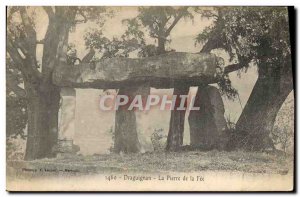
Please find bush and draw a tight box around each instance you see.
[7,136,26,160]
[150,128,167,152]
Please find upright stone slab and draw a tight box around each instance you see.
[166,86,189,151]
[114,84,156,153]
[114,87,141,153]
[54,88,79,155]
[188,85,228,150]
[135,84,154,153]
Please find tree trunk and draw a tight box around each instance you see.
[114,87,141,153]
[157,38,166,54]
[24,84,60,160]
[166,86,189,151]
[235,67,293,151]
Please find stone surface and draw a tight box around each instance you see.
[55,88,79,154]
[53,52,222,89]
[114,87,141,153]
[188,85,228,149]
[166,87,189,151]
[135,84,155,153]
[58,88,76,140]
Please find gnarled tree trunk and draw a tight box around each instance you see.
[24,84,60,160]
[235,64,293,151]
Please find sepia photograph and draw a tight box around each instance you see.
[5,5,295,191]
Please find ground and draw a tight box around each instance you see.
[7,150,293,177]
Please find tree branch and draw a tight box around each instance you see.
[7,36,41,81]
[200,34,224,53]
[43,6,55,19]
[7,38,25,72]
[166,16,172,22]
[14,36,31,57]
[165,7,189,36]
[41,6,77,87]
[199,34,249,74]
[19,7,39,72]
[19,7,36,45]
[81,48,95,63]
[224,63,245,74]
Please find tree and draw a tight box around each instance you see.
[195,7,293,150]
[132,7,194,151]
[137,6,192,54]
[136,6,193,151]
[7,6,106,160]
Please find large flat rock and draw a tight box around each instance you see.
[52,52,221,89]
[188,85,228,149]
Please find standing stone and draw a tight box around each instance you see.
[114,87,141,153]
[188,85,228,150]
[135,85,154,153]
[136,112,154,153]
[166,86,189,151]
[53,88,79,155]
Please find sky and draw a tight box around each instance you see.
[30,7,293,154]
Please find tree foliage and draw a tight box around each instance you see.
[137,6,192,52]
[84,6,194,59]
[6,90,27,138]
[196,7,291,99]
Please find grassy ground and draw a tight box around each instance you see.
[7,150,293,177]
